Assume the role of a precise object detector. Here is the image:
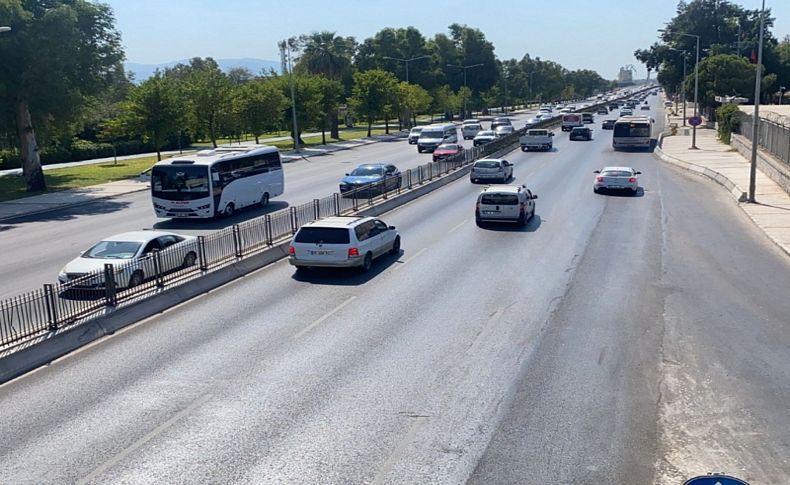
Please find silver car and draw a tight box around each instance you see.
[470,158,513,184]
[408,127,423,144]
[494,125,515,137]
[593,166,641,195]
[475,184,537,226]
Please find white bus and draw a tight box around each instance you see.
[612,116,654,150]
[150,146,284,219]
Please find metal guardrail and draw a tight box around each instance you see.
[0,92,637,350]
[736,114,790,167]
[0,145,488,349]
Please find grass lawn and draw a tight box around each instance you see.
[0,126,399,203]
[0,156,158,203]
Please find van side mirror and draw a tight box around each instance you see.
[550,132,555,136]
[388,225,396,230]
[345,173,350,176]
[636,171,642,175]
[593,170,601,173]
[532,195,538,199]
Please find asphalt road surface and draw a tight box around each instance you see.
[3,96,785,484]
[0,109,539,299]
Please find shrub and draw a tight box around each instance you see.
[716,103,742,144]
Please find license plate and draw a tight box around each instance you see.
[483,210,500,215]
[309,250,332,256]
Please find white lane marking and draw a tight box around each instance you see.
[294,296,357,339]
[392,247,427,272]
[77,393,212,484]
[371,416,427,485]
[448,220,467,233]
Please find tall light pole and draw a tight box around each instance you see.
[669,48,690,126]
[660,29,700,149]
[526,71,539,105]
[279,38,299,152]
[447,63,483,119]
[748,0,766,203]
[382,55,430,84]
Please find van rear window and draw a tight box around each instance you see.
[294,227,350,244]
[481,194,519,205]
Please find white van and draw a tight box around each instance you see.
[417,124,458,153]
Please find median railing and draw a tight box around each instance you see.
[0,91,636,351]
[0,145,487,349]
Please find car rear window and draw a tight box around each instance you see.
[481,194,519,205]
[475,161,501,169]
[602,171,632,177]
[294,227,350,244]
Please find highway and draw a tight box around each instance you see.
[0,109,540,299]
[1,96,788,484]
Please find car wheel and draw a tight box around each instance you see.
[182,252,197,269]
[631,187,638,196]
[475,218,484,227]
[128,271,144,288]
[223,203,235,218]
[521,147,527,152]
[260,192,270,207]
[593,187,600,194]
[389,236,401,255]
[517,213,527,226]
[360,252,373,272]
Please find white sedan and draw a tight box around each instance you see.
[593,166,641,195]
[58,230,198,288]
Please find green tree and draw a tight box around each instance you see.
[715,103,742,143]
[272,74,324,146]
[0,0,124,191]
[234,79,288,144]
[316,77,344,144]
[182,58,233,148]
[115,72,182,161]
[687,54,755,108]
[397,82,432,127]
[348,69,399,136]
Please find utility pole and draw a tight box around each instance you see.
[748,0,766,203]
[383,55,430,84]
[447,63,483,119]
[280,39,299,152]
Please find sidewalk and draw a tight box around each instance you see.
[655,112,790,256]
[0,131,407,222]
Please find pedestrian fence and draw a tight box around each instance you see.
[736,113,790,168]
[0,93,631,351]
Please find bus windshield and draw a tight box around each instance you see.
[614,123,650,137]
[151,165,211,201]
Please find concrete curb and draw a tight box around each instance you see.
[654,139,790,259]
[653,142,748,202]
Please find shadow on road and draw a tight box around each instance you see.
[0,198,134,230]
[596,187,645,198]
[153,201,290,231]
[290,250,402,286]
[477,214,542,233]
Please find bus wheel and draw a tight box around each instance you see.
[223,203,235,218]
[260,193,269,208]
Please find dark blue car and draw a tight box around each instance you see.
[339,163,401,197]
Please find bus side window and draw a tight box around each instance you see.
[251,155,270,175]
[266,152,282,171]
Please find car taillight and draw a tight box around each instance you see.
[596,176,604,182]
[475,202,480,213]
[288,246,295,255]
[628,177,637,183]
[348,247,359,257]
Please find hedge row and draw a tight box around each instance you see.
[0,139,158,170]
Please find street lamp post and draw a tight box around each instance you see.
[447,63,483,119]
[669,48,690,126]
[382,55,430,84]
[748,0,766,203]
[660,29,700,149]
[279,38,299,152]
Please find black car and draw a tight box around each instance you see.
[569,126,592,141]
[602,119,616,130]
[608,103,619,111]
[597,107,609,115]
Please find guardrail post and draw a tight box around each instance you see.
[232,224,243,258]
[352,190,359,211]
[367,184,373,207]
[197,236,208,270]
[103,264,118,306]
[44,283,59,331]
[290,207,298,234]
[333,193,340,216]
[417,166,423,185]
[264,215,273,245]
[382,179,388,200]
[407,169,413,190]
[313,199,320,220]
[152,250,165,288]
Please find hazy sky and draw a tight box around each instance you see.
[105,0,789,79]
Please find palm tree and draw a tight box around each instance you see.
[296,32,356,139]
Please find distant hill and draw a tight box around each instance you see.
[125,58,281,82]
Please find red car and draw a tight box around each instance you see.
[432,143,463,162]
